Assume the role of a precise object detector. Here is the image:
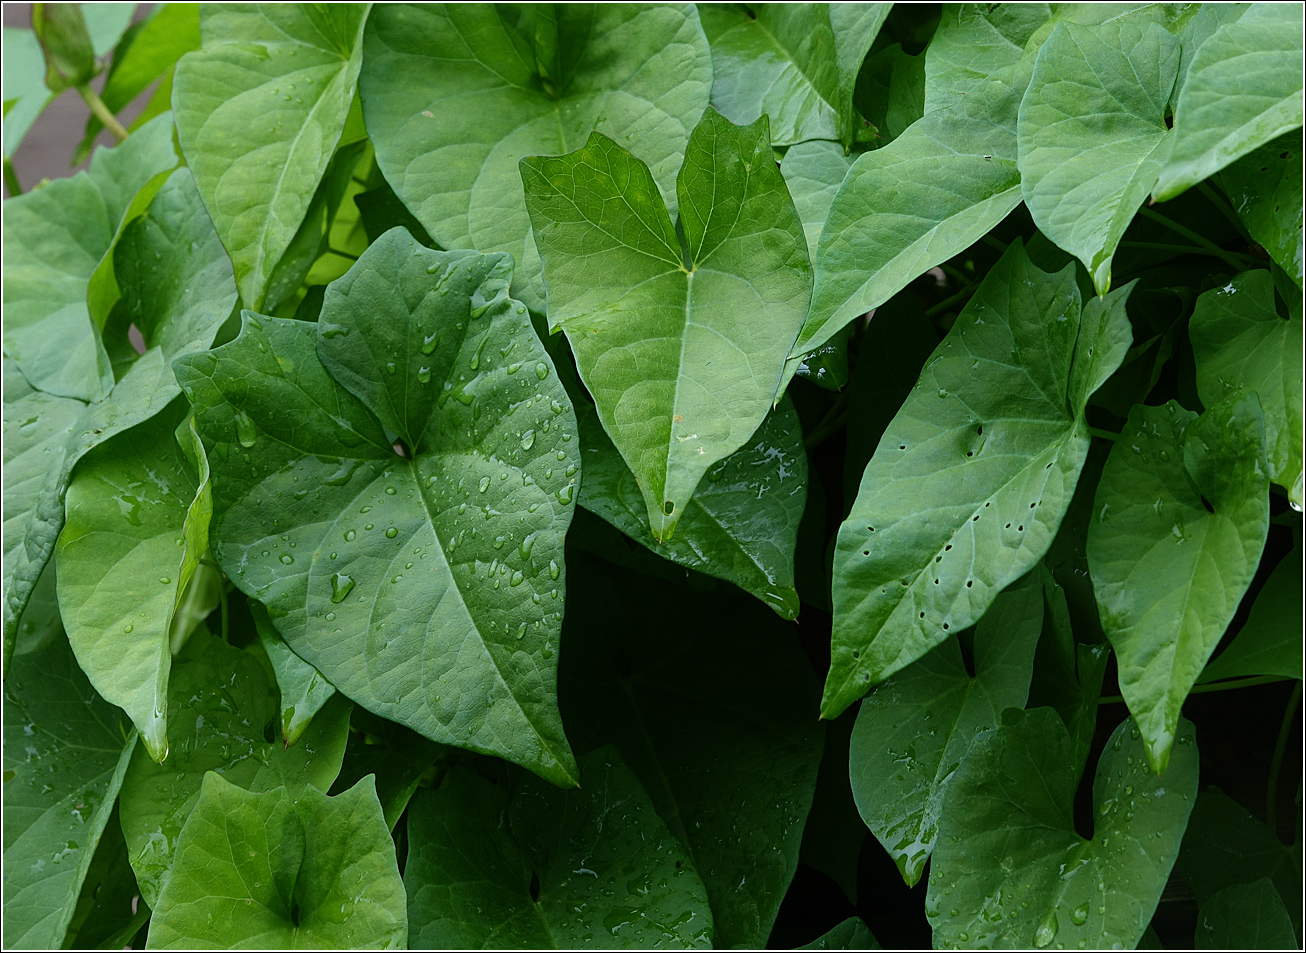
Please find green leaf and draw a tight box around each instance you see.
[926,710,1199,950]
[81,3,136,58]
[781,139,855,259]
[63,808,151,951]
[329,709,442,831]
[1154,4,1304,202]
[173,230,582,786]
[173,3,369,311]
[850,576,1045,887]
[798,917,880,950]
[1088,397,1270,772]
[794,78,1024,369]
[3,27,53,158]
[361,2,711,311]
[1190,270,1304,506]
[1196,878,1297,949]
[76,4,202,163]
[119,628,351,908]
[1201,544,1302,683]
[923,3,1051,113]
[2,113,177,401]
[1220,133,1304,288]
[13,559,60,657]
[700,3,891,148]
[522,110,811,540]
[577,397,807,618]
[853,43,926,147]
[250,600,335,746]
[561,556,823,947]
[405,749,713,949]
[147,772,407,949]
[32,2,99,91]
[55,406,210,762]
[2,634,136,950]
[1017,20,1179,294]
[824,241,1133,717]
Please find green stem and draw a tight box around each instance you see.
[1088,426,1121,443]
[75,82,128,142]
[3,157,22,197]
[329,246,360,261]
[218,579,230,643]
[1118,240,1258,264]
[1137,207,1250,272]
[925,283,977,318]
[1099,674,1295,705]
[1197,181,1253,243]
[1266,681,1301,833]
[938,262,974,287]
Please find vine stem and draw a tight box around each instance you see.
[1137,206,1253,272]
[1088,426,1121,443]
[924,283,977,317]
[3,157,21,196]
[1266,680,1301,833]
[804,391,852,452]
[75,83,128,142]
[1098,674,1295,705]
[1196,181,1253,243]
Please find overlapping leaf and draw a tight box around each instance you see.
[174,230,581,785]
[927,710,1199,949]
[1200,543,1302,683]
[1219,133,1304,287]
[173,3,369,311]
[825,241,1132,717]
[1088,397,1269,773]
[361,3,711,310]
[405,749,713,949]
[923,3,1051,112]
[147,773,407,949]
[523,110,810,540]
[250,600,335,746]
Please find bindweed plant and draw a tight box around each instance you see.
[3,3,1303,950]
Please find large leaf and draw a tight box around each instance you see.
[850,576,1044,887]
[923,3,1051,113]
[2,26,52,159]
[405,749,713,949]
[926,710,1199,949]
[147,773,407,949]
[561,555,823,948]
[55,407,210,762]
[699,3,890,147]
[1196,879,1297,949]
[1017,20,1179,294]
[793,76,1024,370]
[1220,133,1304,288]
[1,113,177,401]
[1200,543,1302,682]
[2,634,136,950]
[1154,4,1304,202]
[173,230,582,785]
[173,3,369,310]
[824,241,1132,717]
[577,397,807,618]
[119,628,350,908]
[1088,398,1269,772]
[360,3,711,311]
[522,110,811,539]
[1189,270,1303,506]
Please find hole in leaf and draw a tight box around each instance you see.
[393,440,410,459]
[663,501,674,516]
[1200,495,1215,514]
[529,871,541,901]
[128,323,147,355]
[966,579,973,588]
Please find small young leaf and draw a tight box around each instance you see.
[32,2,99,91]
[1088,397,1270,773]
[405,749,713,949]
[926,710,1199,949]
[249,600,335,746]
[523,110,811,540]
[147,773,407,949]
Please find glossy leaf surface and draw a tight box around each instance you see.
[927,710,1198,950]
[405,749,712,949]
[174,230,580,785]
[1220,133,1304,287]
[250,600,335,746]
[826,242,1132,717]
[1088,399,1269,772]
[147,773,407,949]
[523,110,810,539]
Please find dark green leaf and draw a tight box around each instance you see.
[62,807,151,951]
[329,709,442,831]
[1088,397,1269,772]
[1196,878,1297,949]
[926,710,1199,949]
[797,916,880,950]
[1201,544,1303,682]
[799,710,865,904]
[1220,133,1304,288]
[405,749,713,949]
[147,773,407,949]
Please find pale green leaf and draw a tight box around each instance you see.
[577,397,807,619]
[250,600,335,746]
[701,3,890,147]
[926,710,1199,950]
[824,241,1133,717]
[2,635,136,950]
[523,110,810,540]
[360,3,711,311]
[781,139,855,259]
[1200,544,1302,683]
[1017,20,1179,294]
[1196,878,1297,949]
[1088,397,1269,773]
[1155,4,1304,202]
[405,749,713,949]
[119,628,350,908]
[923,3,1052,113]
[1190,270,1303,505]
[174,231,581,785]
[850,577,1044,887]
[173,3,369,310]
[3,27,53,158]
[1220,133,1304,288]
[146,773,406,949]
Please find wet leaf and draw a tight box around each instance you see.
[1196,878,1297,949]
[249,600,335,747]
[1220,133,1304,288]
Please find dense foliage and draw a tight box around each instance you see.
[3,3,1303,949]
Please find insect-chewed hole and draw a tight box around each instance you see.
[663,500,675,515]
[942,623,950,631]
[863,550,870,556]
[393,440,411,458]
[966,579,973,588]
[1200,495,1215,514]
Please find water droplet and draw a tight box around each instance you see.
[123,623,134,634]
[330,573,355,604]
[421,332,438,355]
[478,476,491,493]
[417,366,432,384]
[520,429,536,450]
[234,411,257,448]
[1034,910,1058,948]
[510,570,524,587]
[557,484,574,505]
[549,559,560,580]
[385,527,398,539]
[280,554,294,565]
[534,362,549,380]
[386,362,397,375]
[159,576,171,585]
[1071,903,1089,926]
[344,529,357,542]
